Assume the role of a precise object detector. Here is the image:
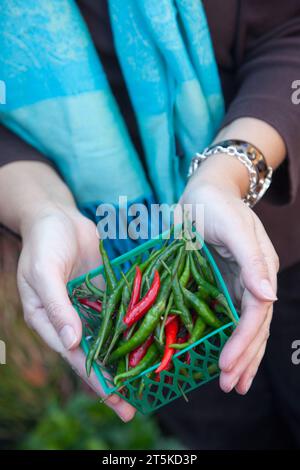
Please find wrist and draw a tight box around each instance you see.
[188,153,250,199]
[0,161,77,236]
[20,200,78,239]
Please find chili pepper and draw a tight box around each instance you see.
[78,298,102,312]
[165,314,178,327]
[155,315,179,373]
[181,287,222,329]
[158,293,173,344]
[192,363,219,381]
[142,240,184,293]
[170,317,206,350]
[154,373,173,384]
[196,285,210,302]
[123,270,161,327]
[114,343,159,386]
[128,335,154,368]
[102,261,146,365]
[85,309,114,375]
[99,239,117,293]
[85,273,104,300]
[157,248,187,343]
[190,252,235,322]
[121,254,158,310]
[108,249,183,363]
[193,248,215,285]
[140,246,166,293]
[177,333,191,364]
[179,253,190,288]
[126,266,142,313]
[210,298,230,318]
[93,258,148,368]
[102,303,126,365]
[86,281,124,375]
[172,269,193,333]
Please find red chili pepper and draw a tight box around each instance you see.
[177,333,191,364]
[165,314,178,327]
[186,352,191,365]
[127,266,142,313]
[154,374,173,384]
[78,298,102,312]
[155,316,179,373]
[123,271,160,327]
[128,335,154,368]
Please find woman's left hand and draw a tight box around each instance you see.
[179,153,279,395]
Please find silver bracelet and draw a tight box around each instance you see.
[188,140,273,208]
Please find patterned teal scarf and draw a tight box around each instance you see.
[0,0,224,254]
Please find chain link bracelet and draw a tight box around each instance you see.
[187,140,273,208]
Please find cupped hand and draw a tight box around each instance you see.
[17,204,135,422]
[180,155,279,395]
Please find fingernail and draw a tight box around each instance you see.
[107,394,121,405]
[226,377,239,393]
[244,377,254,394]
[260,279,277,301]
[225,361,235,372]
[118,411,133,423]
[59,325,77,349]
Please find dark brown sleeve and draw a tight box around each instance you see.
[0,124,53,168]
[221,2,300,205]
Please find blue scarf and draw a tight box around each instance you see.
[0,0,224,255]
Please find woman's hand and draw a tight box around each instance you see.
[0,161,135,422]
[180,153,279,395]
[17,203,135,421]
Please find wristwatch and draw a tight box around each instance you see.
[187,139,273,208]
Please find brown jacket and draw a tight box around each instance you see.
[1,0,300,270]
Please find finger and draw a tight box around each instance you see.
[63,347,136,422]
[235,341,268,395]
[220,207,277,302]
[254,216,279,290]
[219,288,270,371]
[219,305,272,392]
[34,266,83,350]
[28,306,136,422]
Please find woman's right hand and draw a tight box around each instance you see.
[17,202,136,422]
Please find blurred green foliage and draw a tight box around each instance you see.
[21,394,183,450]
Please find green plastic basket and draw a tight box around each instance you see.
[67,230,239,414]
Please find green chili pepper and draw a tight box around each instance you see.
[85,273,104,300]
[170,317,206,350]
[142,240,184,292]
[180,253,190,288]
[158,293,173,344]
[181,287,222,329]
[86,280,124,375]
[196,285,210,302]
[103,257,160,365]
[99,240,117,293]
[190,252,235,322]
[193,249,215,285]
[102,303,126,365]
[172,269,193,333]
[108,250,183,363]
[85,290,111,375]
[116,357,126,376]
[114,343,159,386]
[192,363,219,380]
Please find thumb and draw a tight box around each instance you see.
[38,269,82,350]
[221,216,277,302]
